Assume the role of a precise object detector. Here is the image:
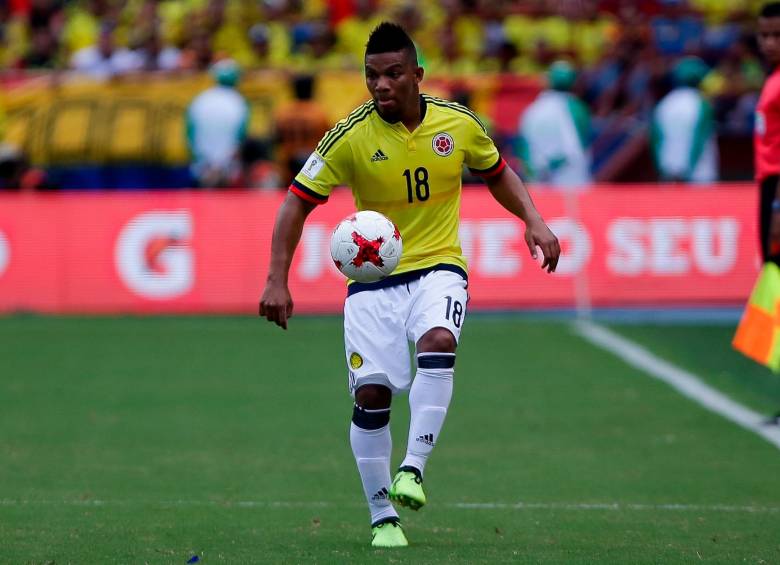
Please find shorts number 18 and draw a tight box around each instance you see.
[444,295,463,328]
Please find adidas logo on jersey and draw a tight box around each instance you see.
[371,487,389,500]
[370,149,389,162]
[416,433,434,446]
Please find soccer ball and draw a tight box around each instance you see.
[330,210,402,283]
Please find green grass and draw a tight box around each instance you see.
[609,322,780,415]
[1,316,779,564]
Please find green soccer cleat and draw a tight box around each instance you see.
[371,518,408,548]
[389,466,426,510]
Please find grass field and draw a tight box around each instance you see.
[2,315,780,564]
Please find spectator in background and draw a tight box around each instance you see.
[135,29,181,72]
[584,34,654,121]
[650,0,704,56]
[20,25,60,69]
[517,60,593,188]
[70,24,142,79]
[289,21,346,72]
[272,74,330,187]
[335,0,382,68]
[180,28,214,71]
[651,56,718,183]
[185,59,249,188]
[701,36,763,135]
[247,23,272,68]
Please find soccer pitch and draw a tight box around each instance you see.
[2,316,779,564]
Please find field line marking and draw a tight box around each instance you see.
[572,320,780,451]
[0,499,777,513]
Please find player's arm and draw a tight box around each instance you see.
[259,120,351,327]
[259,192,317,329]
[485,166,561,273]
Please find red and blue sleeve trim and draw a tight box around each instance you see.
[469,156,506,179]
[289,180,328,205]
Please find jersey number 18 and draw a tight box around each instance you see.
[403,167,430,203]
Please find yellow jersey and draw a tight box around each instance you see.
[291,94,505,287]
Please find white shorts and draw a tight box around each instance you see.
[344,269,468,395]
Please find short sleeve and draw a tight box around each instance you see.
[463,120,506,179]
[290,138,352,205]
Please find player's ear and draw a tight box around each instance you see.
[414,64,424,84]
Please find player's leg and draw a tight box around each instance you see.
[760,175,779,263]
[344,285,412,546]
[350,384,396,525]
[390,271,467,510]
[351,384,407,547]
[758,176,780,425]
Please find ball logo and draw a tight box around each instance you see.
[0,230,9,277]
[115,211,194,299]
[349,352,363,369]
[432,132,454,157]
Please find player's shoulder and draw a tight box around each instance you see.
[316,100,376,156]
[765,69,780,96]
[422,94,487,134]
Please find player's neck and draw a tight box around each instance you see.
[400,94,423,132]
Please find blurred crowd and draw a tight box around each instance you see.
[0,0,767,78]
[0,0,773,189]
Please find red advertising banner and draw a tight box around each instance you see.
[0,185,759,314]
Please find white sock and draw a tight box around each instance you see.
[401,353,455,476]
[350,406,398,525]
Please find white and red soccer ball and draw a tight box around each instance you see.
[330,210,403,283]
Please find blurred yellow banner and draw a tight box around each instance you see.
[3,71,379,166]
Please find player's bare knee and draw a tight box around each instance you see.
[417,327,457,353]
[355,383,392,410]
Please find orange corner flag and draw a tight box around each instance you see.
[733,262,780,372]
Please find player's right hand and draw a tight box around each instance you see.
[259,282,294,330]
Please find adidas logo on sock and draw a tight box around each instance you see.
[371,487,389,500]
[416,433,435,446]
[370,149,389,162]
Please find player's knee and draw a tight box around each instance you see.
[354,383,392,410]
[352,384,391,430]
[417,327,457,353]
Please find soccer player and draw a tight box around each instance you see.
[757,3,780,266]
[259,22,560,547]
[755,2,780,424]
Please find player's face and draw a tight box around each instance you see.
[365,50,423,122]
[758,16,780,65]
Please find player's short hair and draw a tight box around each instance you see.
[761,2,780,18]
[365,22,418,64]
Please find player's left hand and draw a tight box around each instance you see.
[524,218,560,273]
